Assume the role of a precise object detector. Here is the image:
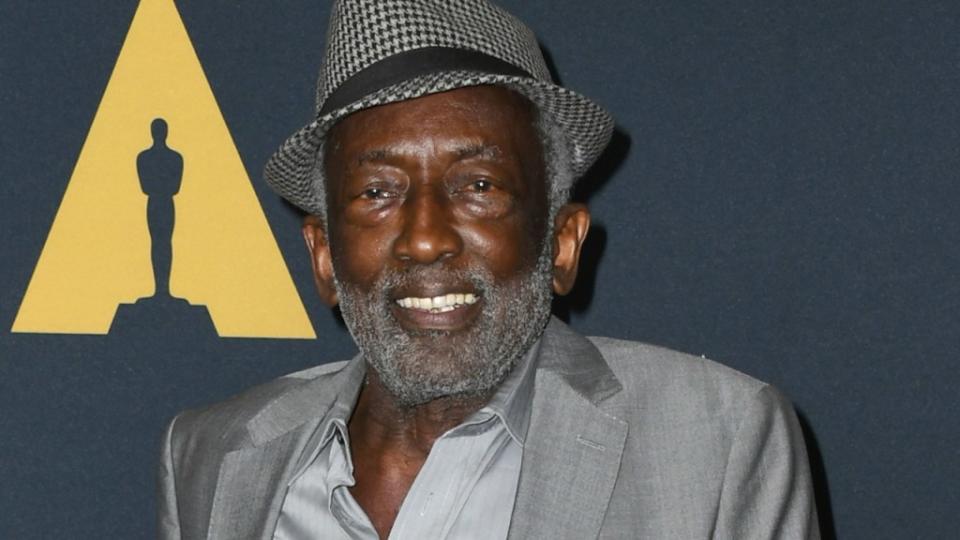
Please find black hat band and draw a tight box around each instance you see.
[319,46,533,116]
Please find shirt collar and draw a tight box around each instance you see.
[472,335,542,447]
[318,367,363,449]
[288,357,366,484]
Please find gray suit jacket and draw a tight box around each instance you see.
[158,318,819,539]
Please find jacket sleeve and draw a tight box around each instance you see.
[713,385,820,539]
[157,415,182,540]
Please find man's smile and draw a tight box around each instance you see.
[394,292,479,312]
[389,290,483,331]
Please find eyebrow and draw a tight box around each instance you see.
[455,143,502,160]
[356,149,390,167]
[355,143,503,167]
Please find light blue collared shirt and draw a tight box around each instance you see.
[273,339,541,540]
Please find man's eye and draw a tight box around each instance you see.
[470,179,494,192]
[361,187,390,199]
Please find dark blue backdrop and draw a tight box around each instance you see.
[2,1,958,538]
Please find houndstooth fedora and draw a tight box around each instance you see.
[264,0,615,215]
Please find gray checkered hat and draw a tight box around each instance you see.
[264,0,615,215]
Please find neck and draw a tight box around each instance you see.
[348,369,493,455]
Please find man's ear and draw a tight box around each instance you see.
[551,203,590,296]
[302,215,339,306]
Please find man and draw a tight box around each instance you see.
[158,1,819,538]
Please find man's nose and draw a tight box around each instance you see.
[392,187,463,264]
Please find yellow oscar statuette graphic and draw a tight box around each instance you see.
[13,0,316,339]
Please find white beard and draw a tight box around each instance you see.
[334,244,554,408]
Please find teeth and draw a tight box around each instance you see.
[395,292,479,311]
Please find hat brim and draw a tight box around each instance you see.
[264,70,613,215]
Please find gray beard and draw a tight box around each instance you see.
[334,245,554,408]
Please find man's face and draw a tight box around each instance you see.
[317,86,555,406]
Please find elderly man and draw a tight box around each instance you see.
[157,1,819,538]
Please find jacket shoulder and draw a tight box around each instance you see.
[170,360,349,451]
[588,336,765,388]
[586,335,780,422]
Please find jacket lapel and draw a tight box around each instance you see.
[508,319,628,539]
[205,357,365,540]
[206,428,314,540]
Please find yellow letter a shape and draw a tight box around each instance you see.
[13,0,316,338]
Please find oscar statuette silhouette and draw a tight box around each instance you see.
[111,119,214,336]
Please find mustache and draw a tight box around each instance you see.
[365,264,494,299]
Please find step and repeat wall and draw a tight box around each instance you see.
[2,1,957,537]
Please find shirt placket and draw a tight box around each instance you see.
[388,413,501,539]
[327,428,379,539]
